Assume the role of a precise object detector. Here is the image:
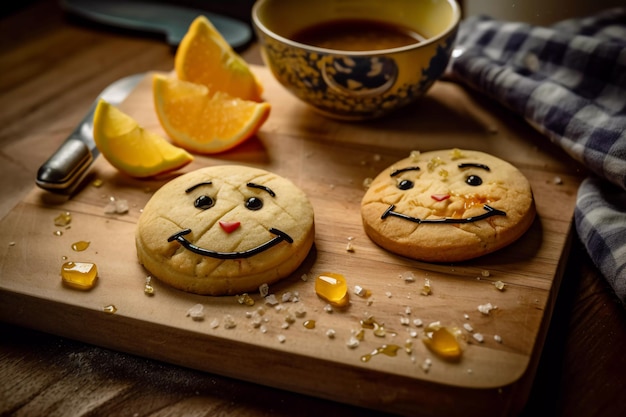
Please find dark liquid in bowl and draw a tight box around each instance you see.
[291,19,425,51]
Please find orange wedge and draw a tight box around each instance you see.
[175,15,263,102]
[93,99,193,178]
[152,74,270,154]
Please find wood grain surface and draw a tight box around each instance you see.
[1,2,625,417]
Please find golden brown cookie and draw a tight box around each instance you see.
[361,149,535,262]
[136,165,315,295]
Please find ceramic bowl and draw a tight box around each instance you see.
[252,0,460,120]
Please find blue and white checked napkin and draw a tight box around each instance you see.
[448,8,626,305]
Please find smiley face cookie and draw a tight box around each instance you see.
[136,165,315,295]
[361,149,535,262]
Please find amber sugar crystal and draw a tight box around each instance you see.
[315,272,350,307]
[61,261,98,290]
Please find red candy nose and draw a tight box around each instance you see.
[219,221,241,233]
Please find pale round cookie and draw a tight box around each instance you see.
[136,165,315,295]
[361,149,536,262]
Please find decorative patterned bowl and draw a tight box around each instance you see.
[252,0,460,121]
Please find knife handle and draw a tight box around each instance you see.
[36,137,93,193]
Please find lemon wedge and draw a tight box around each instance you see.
[93,99,193,178]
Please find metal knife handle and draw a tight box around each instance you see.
[36,137,93,192]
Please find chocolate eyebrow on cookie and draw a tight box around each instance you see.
[185,181,213,193]
[168,228,294,260]
[247,182,276,197]
[458,163,490,171]
[390,166,421,177]
[381,204,506,224]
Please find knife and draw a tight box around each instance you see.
[60,0,252,48]
[36,73,144,194]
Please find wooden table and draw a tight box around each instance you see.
[1,1,625,416]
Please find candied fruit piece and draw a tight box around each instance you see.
[61,261,98,290]
[315,272,349,307]
[423,327,463,361]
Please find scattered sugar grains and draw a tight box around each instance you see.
[223,314,236,329]
[494,280,506,291]
[420,278,432,296]
[346,336,360,348]
[186,304,205,321]
[277,335,286,343]
[264,294,279,306]
[463,323,474,333]
[472,333,484,343]
[104,197,129,214]
[354,285,371,298]
[326,329,336,339]
[237,293,255,306]
[143,276,155,296]
[259,283,269,297]
[494,335,503,343]
[399,271,416,282]
[346,237,355,252]
[478,302,497,315]
[293,303,307,318]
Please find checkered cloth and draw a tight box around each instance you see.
[448,8,626,305]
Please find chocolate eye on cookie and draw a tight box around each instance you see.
[361,149,536,262]
[136,165,315,295]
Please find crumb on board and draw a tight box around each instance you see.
[399,271,416,282]
[346,336,360,349]
[223,314,236,329]
[264,294,279,306]
[259,283,269,297]
[478,302,497,315]
[186,304,205,321]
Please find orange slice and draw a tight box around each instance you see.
[152,74,271,154]
[175,15,263,102]
[93,99,193,178]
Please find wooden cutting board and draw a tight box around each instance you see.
[0,67,584,417]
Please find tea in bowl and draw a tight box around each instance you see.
[252,0,460,120]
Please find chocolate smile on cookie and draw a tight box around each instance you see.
[136,166,315,295]
[361,149,536,263]
[168,228,293,259]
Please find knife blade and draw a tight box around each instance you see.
[60,0,252,48]
[36,73,144,194]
